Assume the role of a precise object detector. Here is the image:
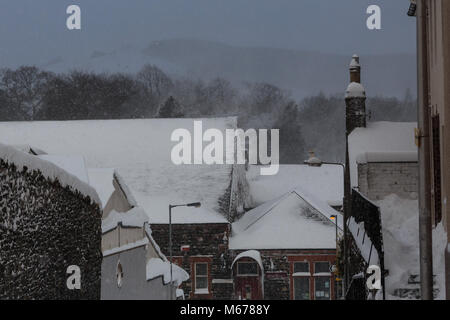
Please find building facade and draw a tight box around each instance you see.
[416,0,450,299]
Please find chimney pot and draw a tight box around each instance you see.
[349,54,361,83]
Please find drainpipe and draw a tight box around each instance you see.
[416,0,434,300]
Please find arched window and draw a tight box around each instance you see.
[116,261,124,288]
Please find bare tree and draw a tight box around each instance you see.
[0,66,54,120]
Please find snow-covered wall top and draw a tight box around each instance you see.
[246,164,343,207]
[348,122,417,187]
[0,118,237,223]
[0,143,100,205]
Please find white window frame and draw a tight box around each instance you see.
[194,262,209,294]
[293,274,311,300]
[293,261,310,274]
[314,276,331,300]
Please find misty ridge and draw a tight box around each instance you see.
[0,39,417,163]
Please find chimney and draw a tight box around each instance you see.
[345,54,366,135]
[349,54,361,83]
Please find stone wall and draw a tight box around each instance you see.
[0,160,102,299]
[357,162,418,200]
[150,223,233,299]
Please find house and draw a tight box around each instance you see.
[226,164,343,300]
[344,52,446,299]
[413,0,450,299]
[0,117,246,299]
[0,118,346,300]
[0,143,102,299]
[32,154,188,299]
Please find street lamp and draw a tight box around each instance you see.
[304,151,347,295]
[330,214,339,299]
[169,202,201,300]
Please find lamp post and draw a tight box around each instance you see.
[169,202,201,300]
[304,151,347,295]
[330,214,338,299]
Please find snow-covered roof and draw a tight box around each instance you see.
[87,168,115,209]
[246,164,343,207]
[348,122,417,187]
[0,143,101,205]
[102,237,149,257]
[146,258,189,286]
[0,118,237,223]
[229,187,340,250]
[101,207,149,233]
[38,155,89,184]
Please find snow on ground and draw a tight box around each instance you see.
[246,164,343,207]
[0,143,100,205]
[230,187,338,250]
[0,118,236,222]
[146,258,189,286]
[377,194,447,299]
[348,122,417,187]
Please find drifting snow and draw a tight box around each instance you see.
[230,187,339,250]
[146,258,189,286]
[348,122,417,187]
[0,143,100,205]
[246,164,343,207]
[377,194,447,300]
[101,207,149,233]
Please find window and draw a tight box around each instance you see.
[195,263,208,293]
[293,262,309,274]
[237,262,258,276]
[116,261,123,288]
[293,277,310,300]
[314,261,330,274]
[314,277,331,300]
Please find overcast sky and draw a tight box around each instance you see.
[0,0,415,67]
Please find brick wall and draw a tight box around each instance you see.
[0,160,102,299]
[358,162,418,200]
[231,249,336,300]
[150,223,233,299]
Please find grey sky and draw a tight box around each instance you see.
[0,0,415,67]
